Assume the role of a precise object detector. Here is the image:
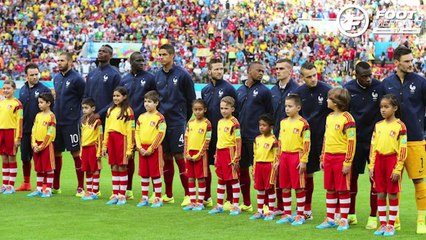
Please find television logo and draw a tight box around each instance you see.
[376,10,416,20]
[337,5,423,37]
[372,9,422,34]
[337,5,369,38]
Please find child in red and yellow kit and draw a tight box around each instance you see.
[276,94,310,226]
[182,99,212,211]
[135,91,166,208]
[369,94,407,237]
[0,80,23,194]
[28,93,56,198]
[102,87,135,205]
[317,88,356,231]
[249,114,278,221]
[208,96,242,216]
[80,98,103,200]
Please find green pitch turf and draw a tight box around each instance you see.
[0,154,424,240]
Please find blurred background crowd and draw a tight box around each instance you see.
[0,0,425,86]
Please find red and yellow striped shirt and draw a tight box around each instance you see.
[279,116,311,163]
[368,119,407,175]
[321,111,356,166]
[81,118,103,158]
[103,106,135,155]
[254,134,278,163]
[0,98,23,142]
[184,118,212,160]
[217,116,241,162]
[135,111,166,155]
[31,111,56,150]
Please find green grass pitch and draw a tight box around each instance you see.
[0,154,424,240]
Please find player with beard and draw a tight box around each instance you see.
[52,52,86,196]
[16,63,51,191]
[201,58,237,208]
[382,46,426,234]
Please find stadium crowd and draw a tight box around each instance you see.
[0,0,426,236]
[0,0,425,85]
